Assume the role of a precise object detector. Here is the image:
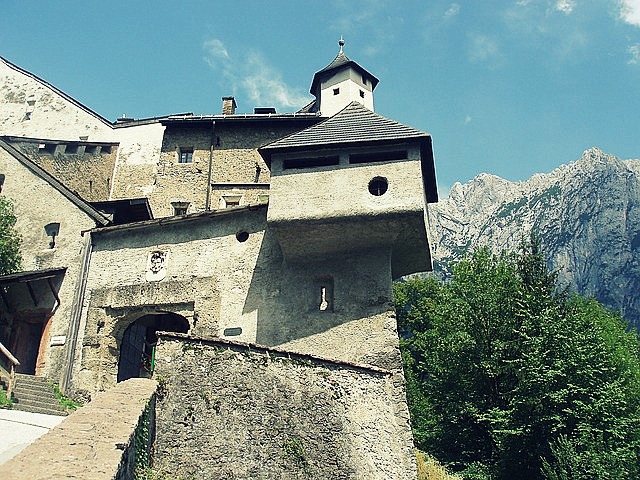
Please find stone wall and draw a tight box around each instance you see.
[74,206,404,394]
[0,146,100,380]
[152,334,416,479]
[0,378,157,480]
[8,138,117,202]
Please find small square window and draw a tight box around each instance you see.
[171,201,190,216]
[359,90,365,98]
[221,195,242,208]
[333,88,340,95]
[101,145,112,155]
[179,148,193,163]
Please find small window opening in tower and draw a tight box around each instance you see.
[319,287,329,311]
[171,201,190,216]
[314,276,334,312]
[333,88,340,95]
[0,174,5,193]
[178,147,193,163]
[368,177,389,196]
[44,222,60,249]
[359,90,365,98]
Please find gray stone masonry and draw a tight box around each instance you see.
[152,333,417,479]
[0,378,157,480]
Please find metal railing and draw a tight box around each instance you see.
[0,340,20,399]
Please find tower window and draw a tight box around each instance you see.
[178,148,193,163]
[314,277,334,312]
[359,90,365,98]
[333,88,340,95]
[171,201,190,215]
[221,195,242,208]
[368,177,389,196]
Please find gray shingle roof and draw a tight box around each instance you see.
[310,53,379,94]
[258,102,439,204]
[260,102,430,154]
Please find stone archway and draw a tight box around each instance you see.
[117,312,189,382]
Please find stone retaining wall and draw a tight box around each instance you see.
[0,378,157,480]
[153,333,416,479]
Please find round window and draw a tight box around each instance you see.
[368,177,388,196]
[236,231,249,242]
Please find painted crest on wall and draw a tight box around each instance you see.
[146,250,169,281]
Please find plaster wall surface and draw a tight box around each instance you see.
[75,206,404,393]
[110,122,165,201]
[0,147,98,379]
[152,335,416,480]
[268,148,425,223]
[0,59,114,142]
[319,71,374,116]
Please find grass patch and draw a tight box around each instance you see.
[0,388,13,409]
[416,450,462,480]
[52,383,82,411]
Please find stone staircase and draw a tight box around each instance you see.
[11,373,68,416]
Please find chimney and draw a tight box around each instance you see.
[222,96,237,115]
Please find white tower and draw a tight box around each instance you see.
[309,38,379,117]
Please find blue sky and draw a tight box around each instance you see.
[2,1,639,196]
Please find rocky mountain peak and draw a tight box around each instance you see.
[429,148,640,327]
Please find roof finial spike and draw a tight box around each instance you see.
[339,36,345,53]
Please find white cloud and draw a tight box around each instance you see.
[203,39,311,111]
[242,52,311,108]
[619,0,640,26]
[444,3,460,18]
[555,0,576,14]
[628,44,640,63]
[464,115,472,125]
[468,34,503,65]
[203,39,230,65]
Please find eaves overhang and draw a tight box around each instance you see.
[89,203,268,236]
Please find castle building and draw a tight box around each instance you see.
[0,41,438,477]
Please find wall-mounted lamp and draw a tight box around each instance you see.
[44,222,60,249]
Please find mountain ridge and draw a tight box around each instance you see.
[430,147,640,327]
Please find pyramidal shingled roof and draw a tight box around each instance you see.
[309,51,379,94]
[259,102,430,159]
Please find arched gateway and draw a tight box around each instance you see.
[117,312,189,382]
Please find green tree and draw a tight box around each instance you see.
[395,240,640,479]
[0,195,22,275]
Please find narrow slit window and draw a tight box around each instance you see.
[349,150,407,164]
[283,156,339,170]
[314,277,334,312]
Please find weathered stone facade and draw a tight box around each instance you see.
[0,45,439,478]
[153,334,416,480]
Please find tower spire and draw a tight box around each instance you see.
[339,36,345,53]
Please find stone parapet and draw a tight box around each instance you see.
[0,378,157,480]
